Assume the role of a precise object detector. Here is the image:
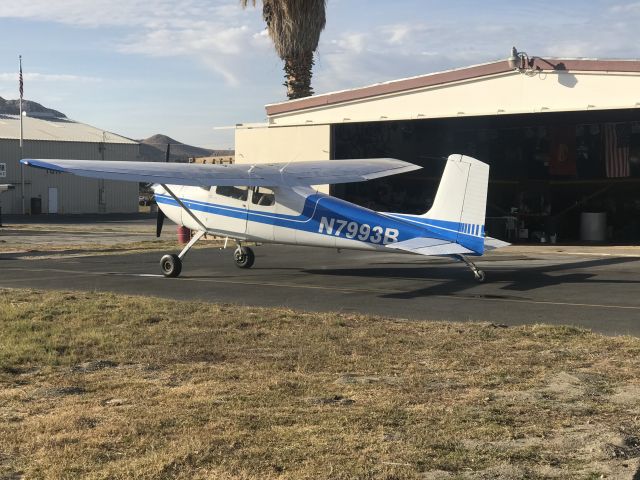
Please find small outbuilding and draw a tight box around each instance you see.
[236,56,640,242]
[0,114,139,214]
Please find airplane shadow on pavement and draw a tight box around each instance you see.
[302,256,640,300]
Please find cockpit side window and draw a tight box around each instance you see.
[216,185,248,201]
[251,187,275,207]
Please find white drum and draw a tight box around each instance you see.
[580,212,607,242]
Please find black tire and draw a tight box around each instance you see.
[474,270,486,283]
[160,254,182,278]
[234,246,255,269]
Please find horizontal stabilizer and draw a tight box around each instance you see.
[20,158,421,187]
[484,237,511,250]
[386,237,474,256]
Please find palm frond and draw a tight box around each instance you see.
[240,0,327,99]
[262,0,326,59]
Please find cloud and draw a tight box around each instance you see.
[312,3,640,96]
[0,72,102,102]
[312,20,502,94]
[610,2,640,13]
[0,1,241,29]
[382,23,432,46]
[0,73,101,83]
[0,1,273,86]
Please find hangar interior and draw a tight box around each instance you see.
[331,109,640,243]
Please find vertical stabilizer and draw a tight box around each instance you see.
[422,154,489,253]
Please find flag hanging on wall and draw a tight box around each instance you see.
[604,123,630,178]
[549,125,577,176]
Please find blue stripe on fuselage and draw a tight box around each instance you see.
[155,193,485,253]
[385,213,485,253]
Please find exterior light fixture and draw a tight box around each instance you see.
[508,46,535,73]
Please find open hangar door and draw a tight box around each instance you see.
[331,109,640,243]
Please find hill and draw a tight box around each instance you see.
[0,97,66,118]
[0,98,231,161]
[139,134,234,163]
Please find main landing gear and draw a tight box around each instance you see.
[233,245,255,269]
[455,254,486,283]
[160,229,205,278]
[159,232,257,278]
[160,253,182,277]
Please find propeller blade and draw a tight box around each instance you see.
[156,208,165,238]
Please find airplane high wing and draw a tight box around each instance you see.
[20,154,509,281]
[20,158,421,187]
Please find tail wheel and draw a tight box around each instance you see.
[160,254,182,278]
[234,246,255,269]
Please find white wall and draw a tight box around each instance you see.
[235,124,331,164]
[235,124,332,192]
[268,71,640,126]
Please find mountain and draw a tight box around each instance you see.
[0,97,232,161]
[0,97,66,118]
[139,134,234,163]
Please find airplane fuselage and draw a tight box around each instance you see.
[154,184,485,254]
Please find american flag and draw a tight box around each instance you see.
[19,57,23,99]
[604,123,630,178]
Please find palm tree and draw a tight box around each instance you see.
[241,0,326,100]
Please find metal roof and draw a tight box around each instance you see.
[0,114,137,144]
[266,57,640,117]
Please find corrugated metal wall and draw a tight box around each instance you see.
[0,139,139,214]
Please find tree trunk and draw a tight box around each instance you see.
[283,51,314,100]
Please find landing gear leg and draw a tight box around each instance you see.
[233,243,255,269]
[455,254,486,283]
[160,229,205,278]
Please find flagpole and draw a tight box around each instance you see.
[19,55,25,215]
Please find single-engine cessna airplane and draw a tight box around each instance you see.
[21,154,508,281]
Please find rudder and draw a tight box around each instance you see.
[422,154,489,253]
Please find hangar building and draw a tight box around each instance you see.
[236,56,640,243]
[0,114,139,214]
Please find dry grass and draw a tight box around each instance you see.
[1,289,640,479]
[0,239,224,257]
[0,239,177,255]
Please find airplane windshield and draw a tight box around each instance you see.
[216,185,248,201]
[252,187,275,207]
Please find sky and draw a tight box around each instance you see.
[0,0,639,149]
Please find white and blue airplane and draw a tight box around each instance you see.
[20,154,508,281]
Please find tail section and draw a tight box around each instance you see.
[422,154,489,253]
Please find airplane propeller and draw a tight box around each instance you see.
[156,207,165,238]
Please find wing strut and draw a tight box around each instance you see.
[161,184,207,231]
[178,230,206,259]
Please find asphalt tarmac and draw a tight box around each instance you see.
[1,244,639,336]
